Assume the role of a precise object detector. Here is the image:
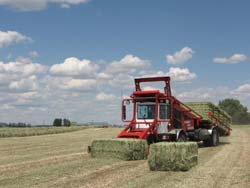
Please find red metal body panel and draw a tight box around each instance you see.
[134,77,171,96]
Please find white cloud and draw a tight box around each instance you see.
[9,75,38,91]
[99,54,151,89]
[47,76,97,91]
[96,92,117,101]
[167,67,197,82]
[213,54,247,64]
[2,104,15,110]
[106,54,150,75]
[0,30,31,49]
[108,74,134,89]
[230,84,250,101]
[17,91,41,100]
[62,79,97,91]
[0,59,47,93]
[177,87,231,102]
[49,57,98,78]
[97,72,112,80]
[143,86,160,91]
[142,67,197,82]
[141,70,165,78]
[166,47,194,65]
[234,84,250,93]
[0,59,47,77]
[176,85,250,111]
[0,0,90,11]
[0,91,42,108]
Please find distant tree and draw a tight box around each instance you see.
[218,98,250,124]
[63,119,71,127]
[53,118,62,126]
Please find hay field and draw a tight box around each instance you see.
[0,126,250,188]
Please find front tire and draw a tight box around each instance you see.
[146,134,155,145]
[177,132,187,142]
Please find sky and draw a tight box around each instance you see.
[0,0,250,125]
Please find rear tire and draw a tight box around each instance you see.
[203,129,219,147]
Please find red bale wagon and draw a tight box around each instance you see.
[118,76,232,146]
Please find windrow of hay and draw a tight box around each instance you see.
[0,126,88,138]
[148,142,198,171]
[90,138,147,161]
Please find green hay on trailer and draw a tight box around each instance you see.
[90,138,147,161]
[185,102,231,127]
[148,142,198,171]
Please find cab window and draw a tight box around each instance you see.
[137,104,155,119]
[159,104,170,119]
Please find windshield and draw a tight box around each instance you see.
[137,104,155,119]
[137,102,170,120]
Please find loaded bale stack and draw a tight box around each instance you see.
[90,138,147,161]
[148,142,198,171]
[185,102,231,134]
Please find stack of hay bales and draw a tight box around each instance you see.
[185,102,231,127]
[148,142,198,171]
[90,138,147,160]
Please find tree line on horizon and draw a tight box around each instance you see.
[0,122,31,128]
[53,118,71,127]
[218,98,250,125]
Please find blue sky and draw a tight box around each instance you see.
[0,0,250,124]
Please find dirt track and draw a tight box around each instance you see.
[0,126,250,188]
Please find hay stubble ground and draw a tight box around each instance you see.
[0,126,250,188]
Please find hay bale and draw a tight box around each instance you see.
[148,142,198,171]
[90,138,147,160]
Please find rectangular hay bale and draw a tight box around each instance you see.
[91,138,147,161]
[148,142,198,171]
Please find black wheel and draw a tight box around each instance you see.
[203,129,219,147]
[217,133,220,144]
[211,129,219,146]
[177,132,187,142]
[146,134,155,145]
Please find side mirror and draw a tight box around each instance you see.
[121,99,133,122]
[122,105,126,120]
